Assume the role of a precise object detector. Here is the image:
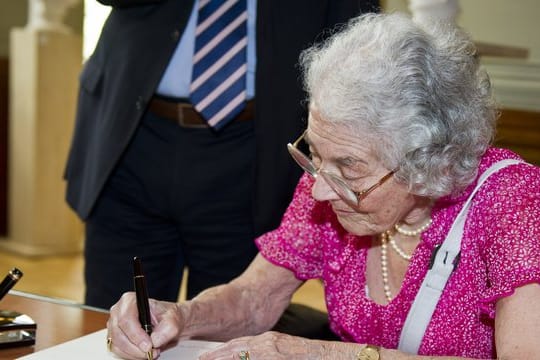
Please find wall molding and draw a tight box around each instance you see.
[481,58,540,112]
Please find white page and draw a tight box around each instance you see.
[18,328,222,360]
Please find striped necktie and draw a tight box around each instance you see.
[190,0,248,130]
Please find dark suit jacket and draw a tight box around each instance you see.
[64,0,379,237]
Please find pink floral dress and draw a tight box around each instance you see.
[256,148,540,358]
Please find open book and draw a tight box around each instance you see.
[18,328,222,359]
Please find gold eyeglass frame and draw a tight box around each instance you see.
[287,130,395,208]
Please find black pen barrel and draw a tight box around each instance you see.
[133,257,153,335]
[0,267,23,301]
[134,275,153,334]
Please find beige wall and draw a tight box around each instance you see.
[0,2,26,57]
[382,0,540,61]
[0,1,84,57]
[382,0,540,111]
[459,0,540,61]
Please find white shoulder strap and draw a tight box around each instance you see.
[398,159,523,354]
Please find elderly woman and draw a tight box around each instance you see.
[107,13,540,359]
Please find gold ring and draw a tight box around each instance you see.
[107,337,112,352]
[238,350,250,360]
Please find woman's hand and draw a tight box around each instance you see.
[105,255,303,359]
[107,291,185,359]
[198,331,355,360]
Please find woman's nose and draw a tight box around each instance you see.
[311,173,340,202]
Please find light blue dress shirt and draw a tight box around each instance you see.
[156,0,256,100]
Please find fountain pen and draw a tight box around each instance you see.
[133,257,153,360]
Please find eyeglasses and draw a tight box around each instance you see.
[287,130,395,208]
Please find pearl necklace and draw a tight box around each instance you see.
[380,232,393,302]
[385,230,412,261]
[379,218,432,302]
[394,218,433,236]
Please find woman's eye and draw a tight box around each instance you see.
[342,174,360,181]
[340,168,365,181]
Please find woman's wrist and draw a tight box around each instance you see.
[176,300,194,339]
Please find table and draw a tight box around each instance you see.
[0,290,109,359]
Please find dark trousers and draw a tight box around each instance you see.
[273,303,338,341]
[84,109,258,309]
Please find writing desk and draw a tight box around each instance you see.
[0,290,108,360]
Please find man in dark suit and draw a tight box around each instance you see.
[64,0,379,310]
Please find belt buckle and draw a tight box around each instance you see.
[176,103,208,129]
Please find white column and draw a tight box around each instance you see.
[408,0,460,25]
[0,0,83,255]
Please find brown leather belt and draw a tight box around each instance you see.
[148,97,255,128]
